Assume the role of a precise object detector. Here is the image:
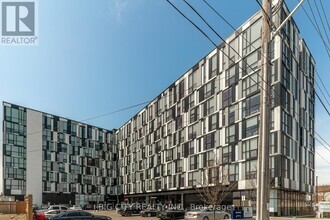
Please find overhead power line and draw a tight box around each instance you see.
[299,0,330,58]
[318,0,330,34]
[313,0,330,45]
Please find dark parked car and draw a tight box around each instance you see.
[158,208,186,220]
[140,208,158,217]
[50,210,111,220]
[83,204,94,210]
[119,204,142,216]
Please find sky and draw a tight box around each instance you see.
[0,0,329,184]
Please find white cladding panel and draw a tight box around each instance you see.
[26,109,43,206]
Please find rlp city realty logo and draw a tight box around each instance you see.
[1,0,38,45]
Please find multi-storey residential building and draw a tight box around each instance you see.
[1,102,118,206]
[116,3,315,216]
[1,2,315,217]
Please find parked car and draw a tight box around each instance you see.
[34,210,45,220]
[140,208,158,217]
[50,210,111,220]
[48,205,69,212]
[44,210,62,220]
[69,205,82,210]
[83,204,94,210]
[158,208,186,220]
[184,208,230,220]
[119,204,142,216]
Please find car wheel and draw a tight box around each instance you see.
[203,217,209,220]
[223,215,229,219]
[147,213,151,217]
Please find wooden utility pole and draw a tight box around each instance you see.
[256,0,271,219]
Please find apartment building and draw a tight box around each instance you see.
[1,102,118,207]
[116,3,315,216]
[1,2,315,217]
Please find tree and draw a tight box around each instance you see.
[195,156,237,220]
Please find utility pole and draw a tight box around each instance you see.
[316,176,319,204]
[256,0,271,219]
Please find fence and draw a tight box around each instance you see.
[0,201,25,214]
[0,195,32,220]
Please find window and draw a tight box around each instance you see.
[225,124,235,143]
[204,133,214,150]
[226,65,237,86]
[204,80,214,99]
[243,93,260,118]
[229,37,239,65]
[179,80,185,100]
[244,116,259,138]
[242,72,260,97]
[188,124,197,140]
[188,171,198,186]
[245,160,257,179]
[281,112,292,135]
[209,114,218,131]
[5,122,25,135]
[209,54,217,79]
[229,164,238,181]
[176,160,183,173]
[43,116,52,130]
[228,105,237,124]
[222,87,234,108]
[188,71,196,93]
[5,106,26,125]
[189,155,199,170]
[190,107,199,123]
[242,137,258,160]
[204,151,214,167]
[222,146,232,164]
[242,19,261,56]
[204,97,215,116]
[243,49,261,75]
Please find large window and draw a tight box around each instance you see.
[222,87,234,108]
[242,137,258,160]
[189,155,199,170]
[204,133,215,150]
[229,164,238,181]
[281,112,292,135]
[245,160,257,179]
[204,150,214,167]
[190,107,199,123]
[209,54,217,79]
[225,124,235,143]
[242,19,261,56]
[5,106,26,125]
[222,146,232,164]
[188,70,197,93]
[229,37,239,65]
[225,65,237,87]
[244,116,259,138]
[243,93,260,118]
[243,49,261,75]
[242,72,260,97]
[204,97,215,116]
[188,171,198,186]
[209,114,218,131]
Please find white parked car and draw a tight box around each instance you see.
[70,205,82,210]
[185,208,230,220]
[47,205,69,212]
